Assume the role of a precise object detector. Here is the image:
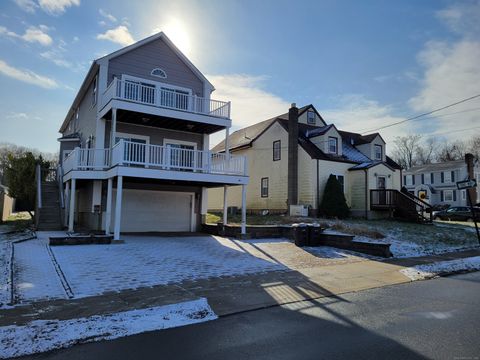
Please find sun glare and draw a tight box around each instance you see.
[163,19,192,56]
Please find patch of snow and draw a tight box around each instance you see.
[0,298,217,359]
[0,241,12,308]
[400,256,480,280]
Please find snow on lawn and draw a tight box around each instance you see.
[0,297,217,359]
[325,220,479,258]
[400,256,480,281]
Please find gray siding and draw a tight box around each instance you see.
[104,122,204,150]
[108,38,204,97]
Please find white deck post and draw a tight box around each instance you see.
[110,108,117,164]
[68,178,76,232]
[105,177,113,234]
[64,181,70,227]
[225,126,230,160]
[113,175,123,241]
[223,185,228,225]
[241,184,247,235]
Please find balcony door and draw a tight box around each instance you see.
[115,133,150,165]
[164,139,197,171]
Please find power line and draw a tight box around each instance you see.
[358,93,480,134]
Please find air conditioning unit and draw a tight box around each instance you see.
[289,205,309,217]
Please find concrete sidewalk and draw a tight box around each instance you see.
[1,248,479,326]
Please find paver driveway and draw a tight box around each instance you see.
[12,232,369,303]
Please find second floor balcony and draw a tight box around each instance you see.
[101,78,231,122]
[62,140,248,183]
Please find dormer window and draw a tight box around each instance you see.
[328,137,338,154]
[151,68,167,79]
[307,110,315,125]
[374,144,382,160]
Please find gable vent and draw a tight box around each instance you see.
[151,68,167,78]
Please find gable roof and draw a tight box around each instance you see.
[404,160,466,174]
[60,32,213,133]
[338,130,385,146]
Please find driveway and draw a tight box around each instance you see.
[11,232,370,304]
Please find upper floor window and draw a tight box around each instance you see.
[307,110,315,125]
[151,68,167,79]
[261,177,269,197]
[374,144,382,160]
[91,76,97,106]
[328,137,338,154]
[442,171,453,183]
[273,140,281,161]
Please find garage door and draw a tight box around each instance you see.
[111,189,193,232]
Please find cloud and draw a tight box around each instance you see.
[408,1,480,140]
[13,0,38,13]
[97,25,134,46]
[0,25,52,46]
[99,9,117,23]
[6,111,29,120]
[40,50,71,67]
[38,0,80,15]
[0,59,59,88]
[206,74,289,147]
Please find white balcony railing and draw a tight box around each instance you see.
[63,141,247,177]
[102,78,231,119]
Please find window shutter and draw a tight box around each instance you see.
[403,175,406,185]
[451,171,455,182]
[421,174,424,184]
[412,175,415,185]
[431,173,434,184]
[441,172,444,183]
[453,190,456,201]
[440,190,444,202]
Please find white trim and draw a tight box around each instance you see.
[163,138,197,150]
[151,68,167,79]
[190,193,195,232]
[115,131,150,144]
[121,75,193,95]
[58,137,80,142]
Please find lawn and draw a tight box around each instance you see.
[207,212,480,257]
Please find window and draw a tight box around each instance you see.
[151,68,167,79]
[273,140,281,161]
[91,76,97,106]
[328,137,338,154]
[443,171,451,183]
[307,110,315,124]
[374,144,382,160]
[444,190,453,202]
[261,177,269,197]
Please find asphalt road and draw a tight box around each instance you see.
[24,272,480,360]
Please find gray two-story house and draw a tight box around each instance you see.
[403,156,479,207]
[54,32,249,240]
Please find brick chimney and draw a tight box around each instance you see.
[288,103,299,207]
[465,153,477,204]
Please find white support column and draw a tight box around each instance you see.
[200,187,208,224]
[64,181,70,227]
[241,184,247,235]
[225,127,230,160]
[113,175,123,241]
[223,185,228,225]
[110,108,117,148]
[68,178,76,232]
[105,178,113,234]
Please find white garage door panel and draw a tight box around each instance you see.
[112,190,192,232]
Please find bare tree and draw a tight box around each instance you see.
[416,137,439,165]
[392,134,422,169]
[467,135,480,159]
[435,140,467,162]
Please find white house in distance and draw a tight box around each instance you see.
[52,32,249,240]
[208,104,409,220]
[403,156,480,207]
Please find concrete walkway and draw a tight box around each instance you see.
[1,248,479,327]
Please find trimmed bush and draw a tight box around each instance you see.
[320,174,350,219]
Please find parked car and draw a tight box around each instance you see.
[433,206,480,222]
[430,203,450,215]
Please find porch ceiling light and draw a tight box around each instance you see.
[186,124,195,130]
[141,117,150,123]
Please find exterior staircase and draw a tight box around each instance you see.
[35,167,64,231]
[370,189,433,224]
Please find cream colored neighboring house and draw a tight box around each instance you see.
[0,184,15,221]
[208,104,403,219]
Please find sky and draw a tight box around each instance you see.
[0,0,479,154]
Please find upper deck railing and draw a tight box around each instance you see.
[102,78,231,119]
